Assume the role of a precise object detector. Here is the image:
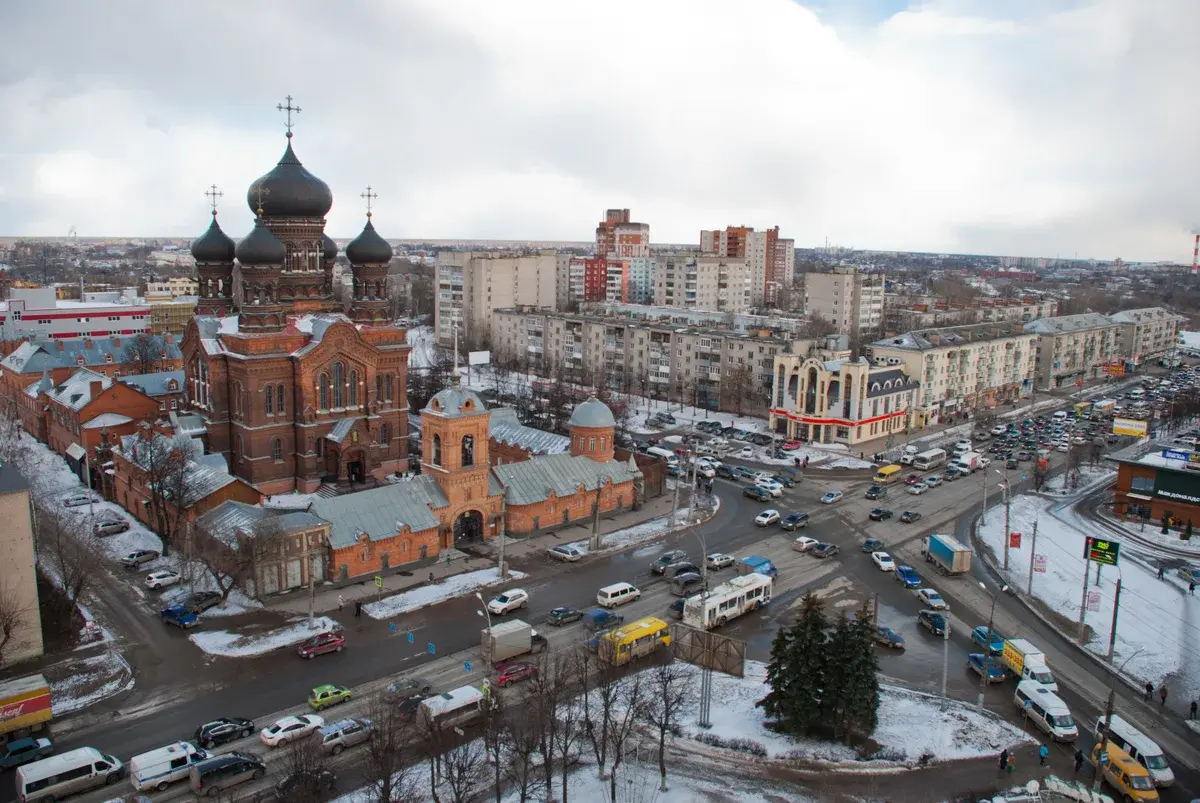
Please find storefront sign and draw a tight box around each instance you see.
[1154,470,1200,505]
[1161,449,1200,464]
[1113,418,1149,437]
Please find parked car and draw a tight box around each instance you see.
[861,538,883,552]
[383,676,433,703]
[873,626,905,649]
[907,482,929,495]
[792,536,819,553]
[497,662,538,687]
[0,737,53,769]
[970,626,1005,655]
[145,570,182,590]
[93,518,130,537]
[916,589,948,610]
[121,549,160,568]
[582,608,624,631]
[160,605,199,629]
[871,552,895,571]
[771,474,796,488]
[812,543,839,558]
[183,591,222,613]
[195,717,256,750]
[705,553,735,570]
[899,511,923,524]
[261,715,324,747]
[297,631,346,659]
[736,446,754,459]
[895,566,921,588]
[820,490,843,504]
[547,544,586,563]
[275,769,338,800]
[868,508,893,521]
[917,609,947,636]
[754,509,780,527]
[650,550,690,575]
[780,512,809,530]
[781,440,802,450]
[545,607,584,626]
[308,684,352,711]
[487,588,530,615]
[1178,565,1200,584]
[742,485,772,502]
[61,492,96,508]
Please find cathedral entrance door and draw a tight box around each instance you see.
[453,510,484,545]
[348,461,364,483]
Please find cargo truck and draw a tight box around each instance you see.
[950,451,982,473]
[0,675,52,746]
[1000,638,1057,690]
[481,620,548,665]
[921,533,972,576]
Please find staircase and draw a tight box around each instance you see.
[316,483,341,499]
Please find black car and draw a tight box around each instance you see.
[1005,457,1018,469]
[668,598,685,619]
[772,474,796,488]
[394,693,432,721]
[869,508,893,521]
[812,543,839,558]
[861,537,883,552]
[384,676,433,703]
[917,609,947,636]
[545,607,584,626]
[780,512,809,530]
[275,768,338,800]
[864,485,886,500]
[743,486,772,502]
[671,563,701,577]
[195,717,256,749]
[899,511,922,524]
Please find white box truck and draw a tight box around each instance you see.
[481,620,547,665]
[1000,638,1057,690]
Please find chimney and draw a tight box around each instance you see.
[84,338,92,349]
[89,380,103,400]
[113,337,120,348]
[56,341,64,352]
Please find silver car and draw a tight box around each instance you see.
[313,718,373,755]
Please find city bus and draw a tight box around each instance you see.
[912,448,947,471]
[682,573,772,630]
[593,617,671,666]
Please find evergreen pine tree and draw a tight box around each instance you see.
[758,591,827,736]
[840,600,881,741]
[757,625,799,730]
[819,612,857,739]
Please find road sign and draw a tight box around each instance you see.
[1087,590,1101,612]
[389,622,397,633]
[1009,531,1022,548]
[1033,554,1047,573]
[1021,473,1028,481]
[1085,536,1120,566]
[428,642,435,655]
[464,661,472,673]
[407,632,414,644]
[374,575,383,588]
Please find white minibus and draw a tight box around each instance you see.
[1014,681,1078,742]
[419,686,485,731]
[1095,713,1174,787]
[16,747,124,802]
[130,741,208,792]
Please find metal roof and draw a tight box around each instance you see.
[196,501,325,550]
[0,336,182,375]
[326,417,358,444]
[119,370,184,397]
[490,452,638,506]
[425,386,486,418]
[118,433,243,508]
[488,408,569,456]
[47,368,112,411]
[310,474,450,549]
[82,413,132,429]
[1024,313,1118,335]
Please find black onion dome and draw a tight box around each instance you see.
[235,218,287,265]
[322,233,338,261]
[191,215,236,263]
[345,219,393,264]
[246,140,333,219]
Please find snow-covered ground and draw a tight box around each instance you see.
[813,456,875,470]
[406,325,438,370]
[979,493,1200,702]
[262,492,317,510]
[558,500,719,558]
[363,568,528,620]
[1036,464,1115,498]
[188,615,338,658]
[1101,515,1200,556]
[49,650,133,716]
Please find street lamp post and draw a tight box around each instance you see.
[474,591,493,632]
[1093,648,1145,792]
[977,581,1008,713]
[689,526,713,728]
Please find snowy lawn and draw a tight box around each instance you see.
[1101,515,1200,556]
[48,650,133,716]
[813,456,876,470]
[1036,464,1115,498]
[979,493,1200,702]
[189,616,338,658]
[559,499,720,558]
[363,568,528,620]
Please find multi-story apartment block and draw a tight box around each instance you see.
[0,464,42,667]
[1024,313,1123,390]
[595,209,650,260]
[144,277,199,301]
[803,267,885,338]
[148,296,199,335]
[0,287,151,341]
[1108,307,1180,366]
[651,254,751,314]
[699,225,793,305]
[588,303,812,336]
[491,309,785,413]
[868,323,1037,427]
[434,251,557,346]
[770,338,920,446]
[624,257,655,304]
[554,252,574,311]
[884,298,1059,333]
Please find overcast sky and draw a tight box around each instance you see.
[1,0,1197,261]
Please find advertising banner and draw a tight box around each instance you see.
[1009,531,1022,548]
[468,350,492,366]
[1113,417,1149,437]
[1155,471,1200,505]
[1085,536,1120,566]
[1087,590,1101,612]
[1033,554,1047,573]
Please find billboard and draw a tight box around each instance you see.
[1085,536,1120,566]
[468,350,491,366]
[1113,417,1148,437]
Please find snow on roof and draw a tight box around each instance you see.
[488,407,570,456]
[47,368,113,411]
[82,413,133,429]
[310,475,450,548]
[1024,313,1117,335]
[1108,307,1176,324]
[491,452,638,506]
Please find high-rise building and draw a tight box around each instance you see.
[699,225,793,305]
[595,209,650,259]
[803,267,885,338]
[434,251,557,346]
[652,254,751,314]
[624,257,655,304]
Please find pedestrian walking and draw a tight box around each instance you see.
[1190,582,1196,596]
[999,748,1008,773]
[337,594,345,611]
[1007,755,1016,774]
[1160,685,1168,706]
[354,600,362,618]
[1190,700,1197,720]
[1039,744,1049,766]
[1158,565,1166,580]
[428,571,434,584]
[1073,748,1084,773]
[1144,681,1154,701]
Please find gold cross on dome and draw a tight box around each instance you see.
[251,186,271,216]
[361,186,378,218]
[204,184,223,216]
[277,94,301,137]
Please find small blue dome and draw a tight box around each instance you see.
[570,397,615,429]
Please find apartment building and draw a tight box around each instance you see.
[434,251,557,346]
[148,295,198,335]
[651,254,751,314]
[595,209,650,259]
[1024,313,1123,390]
[803,267,885,338]
[884,298,1059,333]
[0,287,150,341]
[770,339,920,446]
[588,302,811,337]
[144,277,199,301]
[868,322,1037,427]
[0,463,42,667]
[1108,307,1180,366]
[699,225,793,305]
[491,309,785,413]
[624,257,654,304]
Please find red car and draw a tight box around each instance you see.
[496,662,538,687]
[781,440,802,451]
[904,474,924,486]
[297,631,345,659]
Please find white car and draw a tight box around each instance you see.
[487,589,529,615]
[754,510,780,527]
[916,589,948,610]
[260,714,324,747]
[736,446,754,459]
[697,457,722,469]
[871,552,895,572]
[547,544,585,563]
[954,440,972,452]
[755,479,783,497]
[990,425,1008,436]
[820,491,843,504]
[705,553,735,570]
[694,465,716,479]
[977,456,991,468]
[145,570,181,590]
[792,536,819,553]
[61,493,96,508]
[907,482,929,495]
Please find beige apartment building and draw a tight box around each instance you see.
[149,296,199,335]
[434,251,557,347]
[700,226,794,305]
[651,254,751,314]
[885,298,1059,333]
[803,267,885,338]
[0,464,43,666]
[144,277,199,301]
[491,309,784,414]
[1024,313,1123,389]
[1108,307,1180,366]
[868,322,1037,427]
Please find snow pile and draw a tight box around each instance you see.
[363,568,528,620]
[262,493,317,510]
[813,457,876,470]
[49,651,133,716]
[1038,464,1115,498]
[189,616,338,658]
[559,500,719,558]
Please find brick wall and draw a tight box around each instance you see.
[505,478,635,535]
[331,525,440,580]
[490,439,533,466]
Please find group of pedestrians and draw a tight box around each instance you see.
[1157,563,1196,594]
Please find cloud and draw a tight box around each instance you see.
[0,0,1196,261]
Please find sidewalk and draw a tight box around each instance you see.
[267,491,683,616]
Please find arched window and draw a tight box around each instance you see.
[319,374,330,410]
[600,436,606,451]
[432,434,442,466]
[332,362,345,407]
[588,437,596,451]
[349,370,359,407]
[385,374,393,401]
[462,435,475,467]
[271,438,282,462]
[236,435,244,462]
[380,423,389,447]
[376,375,382,401]
[265,385,274,415]
[276,385,285,415]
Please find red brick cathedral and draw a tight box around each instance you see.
[181,105,409,494]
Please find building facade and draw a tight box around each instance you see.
[868,323,1036,427]
[699,226,793,305]
[0,287,150,341]
[651,254,751,314]
[1108,307,1180,366]
[595,209,650,260]
[434,251,557,347]
[148,296,199,335]
[1112,448,1200,527]
[1024,313,1123,389]
[884,298,1059,333]
[803,267,885,338]
[0,465,42,667]
[145,278,199,300]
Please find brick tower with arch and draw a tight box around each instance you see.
[568,396,616,463]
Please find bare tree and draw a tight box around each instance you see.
[638,661,695,792]
[272,735,330,803]
[35,506,98,604]
[440,737,486,803]
[574,649,622,780]
[121,333,169,375]
[606,671,645,803]
[529,652,572,799]
[502,711,542,803]
[360,693,418,803]
[0,579,35,667]
[127,428,198,557]
[480,688,507,803]
[189,515,283,604]
[720,365,755,416]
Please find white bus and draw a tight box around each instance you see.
[912,448,947,471]
[419,686,486,731]
[682,573,772,630]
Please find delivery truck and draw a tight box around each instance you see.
[950,451,982,473]
[1000,638,1057,690]
[921,533,972,576]
[0,675,52,746]
[481,620,548,665]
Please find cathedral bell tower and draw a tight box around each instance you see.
[346,186,393,326]
[192,184,236,316]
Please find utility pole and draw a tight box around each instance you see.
[670,467,681,528]
[1077,557,1092,643]
[1002,477,1011,572]
[1106,579,1123,660]
[941,617,951,698]
[499,517,509,579]
[981,470,988,526]
[307,553,317,630]
[1026,519,1039,596]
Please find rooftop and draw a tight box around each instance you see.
[1107,307,1178,325]
[309,475,450,549]
[119,370,184,397]
[871,322,1029,351]
[1024,313,1118,335]
[491,451,639,507]
[488,407,569,455]
[46,368,113,411]
[0,462,31,496]
[0,335,182,375]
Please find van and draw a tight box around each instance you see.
[1052,410,1069,421]
[898,445,919,465]
[130,741,208,792]
[188,750,265,797]
[419,686,485,730]
[1095,714,1174,787]
[874,465,903,485]
[1089,741,1159,802]
[1013,681,1078,742]
[646,447,679,466]
[952,443,971,457]
[596,582,641,608]
[17,747,124,802]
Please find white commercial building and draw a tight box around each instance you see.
[0,287,150,341]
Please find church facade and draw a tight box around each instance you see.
[180,115,410,494]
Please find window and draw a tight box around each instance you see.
[1130,476,1154,493]
[272,438,282,462]
[432,434,442,466]
[588,437,596,451]
[600,436,606,451]
[349,370,359,407]
[385,374,393,401]
[379,423,389,447]
[462,435,475,466]
[376,375,382,401]
[332,362,345,407]
[277,384,285,415]
[236,435,244,462]
[266,385,274,415]
[319,374,330,410]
